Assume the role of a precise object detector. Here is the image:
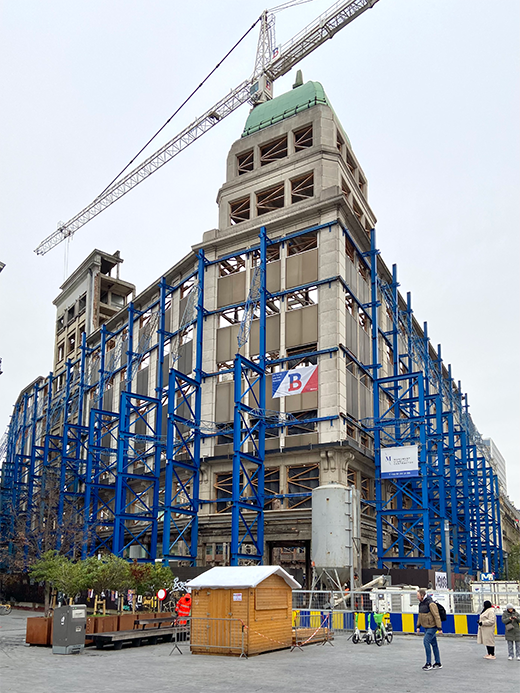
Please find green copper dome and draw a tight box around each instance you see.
[242,81,330,137]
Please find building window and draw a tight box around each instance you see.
[352,199,363,222]
[287,463,319,509]
[67,333,76,354]
[294,124,313,151]
[286,286,317,311]
[345,292,355,316]
[230,196,250,225]
[237,149,254,175]
[218,254,246,276]
[57,343,65,362]
[56,315,64,333]
[287,231,317,256]
[286,344,318,369]
[260,135,288,166]
[345,236,355,263]
[111,293,125,308]
[67,306,75,324]
[78,294,86,313]
[358,260,368,283]
[346,149,357,176]
[286,410,318,437]
[215,472,233,514]
[358,308,370,333]
[256,183,285,216]
[337,130,344,154]
[291,172,314,204]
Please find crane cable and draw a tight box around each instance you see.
[97,15,262,198]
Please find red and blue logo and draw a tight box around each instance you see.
[271,365,318,399]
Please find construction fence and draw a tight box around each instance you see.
[292,590,519,636]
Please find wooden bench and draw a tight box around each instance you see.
[91,627,177,650]
[134,616,176,630]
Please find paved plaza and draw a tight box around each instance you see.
[0,610,518,693]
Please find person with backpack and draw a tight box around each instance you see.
[416,588,443,670]
[477,600,497,659]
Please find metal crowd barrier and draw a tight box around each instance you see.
[183,617,246,657]
[292,609,334,651]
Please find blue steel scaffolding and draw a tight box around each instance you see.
[0,221,504,576]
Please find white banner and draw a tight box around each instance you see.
[380,444,419,478]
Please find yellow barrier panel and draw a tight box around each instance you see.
[402,613,415,633]
[358,613,365,630]
[310,611,321,628]
[332,612,344,629]
[454,614,468,635]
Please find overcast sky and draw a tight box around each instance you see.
[1,0,518,507]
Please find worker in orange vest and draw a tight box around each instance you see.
[175,592,191,625]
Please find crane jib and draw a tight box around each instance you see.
[35,0,380,256]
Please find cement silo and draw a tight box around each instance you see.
[311,482,360,589]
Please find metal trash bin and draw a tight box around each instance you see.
[52,605,87,654]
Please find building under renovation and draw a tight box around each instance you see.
[0,78,507,585]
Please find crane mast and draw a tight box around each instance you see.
[35,0,380,255]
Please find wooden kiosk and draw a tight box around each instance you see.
[186,566,300,656]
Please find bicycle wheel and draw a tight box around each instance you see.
[385,630,393,644]
[365,633,373,645]
[352,632,360,644]
[374,628,383,646]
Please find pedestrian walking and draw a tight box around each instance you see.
[502,603,520,661]
[416,588,442,671]
[477,600,496,659]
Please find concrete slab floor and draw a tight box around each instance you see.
[0,610,518,693]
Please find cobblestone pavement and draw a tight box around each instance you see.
[1,610,518,693]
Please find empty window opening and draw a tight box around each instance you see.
[360,371,372,389]
[256,183,285,216]
[337,130,344,154]
[218,306,244,327]
[342,178,352,204]
[345,236,355,263]
[287,231,317,256]
[346,422,357,440]
[111,293,125,308]
[215,472,233,513]
[287,463,319,508]
[286,287,317,311]
[346,150,357,176]
[67,333,76,354]
[57,315,64,332]
[346,356,357,375]
[263,467,280,509]
[179,276,195,299]
[352,199,363,222]
[237,149,254,175]
[260,135,288,166]
[218,254,246,277]
[294,124,313,151]
[252,243,280,264]
[291,172,314,204]
[286,344,318,369]
[67,306,75,323]
[78,294,87,313]
[358,307,370,333]
[345,292,355,316]
[180,325,193,346]
[57,343,65,362]
[358,260,368,283]
[230,196,250,225]
[217,360,234,382]
[358,174,367,195]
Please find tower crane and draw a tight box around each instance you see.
[35,0,380,256]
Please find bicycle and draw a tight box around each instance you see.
[373,612,393,646]
[0,603,12,615]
